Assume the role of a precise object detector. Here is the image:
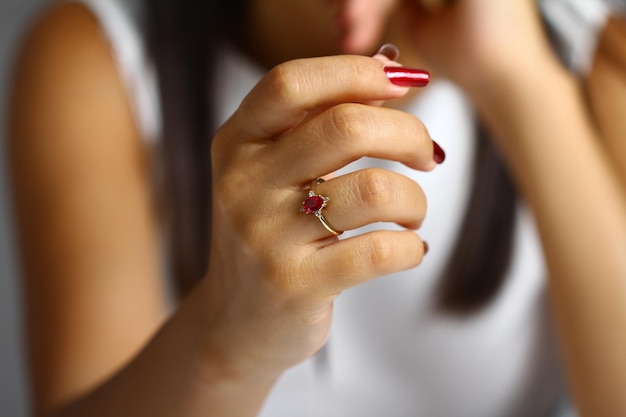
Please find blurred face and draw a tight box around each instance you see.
[245,0,400,64]
[334,0,399,54]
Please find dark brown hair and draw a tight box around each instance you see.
[437,125,517,314]
[145,0,517,313]
[145,0,248,295]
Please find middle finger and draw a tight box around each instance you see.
[263,103,437,185]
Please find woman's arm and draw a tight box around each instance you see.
[10,4,434,416]
[405,1,626,415]
[9,4,172,413]
[473,50,626,417]
[9,5,281,416]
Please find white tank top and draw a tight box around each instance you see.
[71,0,582,415]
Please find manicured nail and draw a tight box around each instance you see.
[432,140,446,164]
[423,241,429,255]
[384,66,430,87]
[375,43,400,61]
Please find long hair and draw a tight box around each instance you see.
[144,0,517,313]
[436,124,517,314]
[145,0,248,295]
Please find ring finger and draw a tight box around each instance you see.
[298,168,427,240]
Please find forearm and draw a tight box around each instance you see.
[470,62,626,416]
[47,284,278,417]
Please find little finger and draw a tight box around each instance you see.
[315,230,426,295]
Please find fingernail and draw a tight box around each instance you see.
[432,140,446,164]
[375,43,400,61]
[423,241,429,255]
[384,66,430,88]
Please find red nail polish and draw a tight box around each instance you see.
[384,66,430,87]
[432,140,445,164]
[423,241,429,255]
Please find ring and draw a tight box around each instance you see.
[300,178,343,236]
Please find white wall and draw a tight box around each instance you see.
[0,0,51,415]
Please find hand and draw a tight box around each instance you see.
[400,0,558,93]
[192,54,435,379]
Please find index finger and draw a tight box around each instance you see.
[220,55,429,142]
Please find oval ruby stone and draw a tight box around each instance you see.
[302,195,324,214]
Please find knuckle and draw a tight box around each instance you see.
[322,104,365,144]
[358,233,396,273]
[264,62,304,105]
[407,181,427,228]
[264,253,317,298]
[411,114,429,138]
[396,113,429,165]
[355,168,393,208]
[413,119,432,158]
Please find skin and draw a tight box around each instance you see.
[407,3,626,415]
[8,0,626,416]
[587,15,626,186]
[242,0,400,66]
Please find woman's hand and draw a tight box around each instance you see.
[399,0,559,94]
[192,54,435,380]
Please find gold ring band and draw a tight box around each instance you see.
[300,178,343,236]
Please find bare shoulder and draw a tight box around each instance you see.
[12,1,120,102]
[10,1,136,144]
[8,0,151,270]
[9,1,144,179]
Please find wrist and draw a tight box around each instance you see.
[465,57,584,184]
[464,54,570,120]
[177,280,283,389]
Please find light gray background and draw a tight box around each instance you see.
[1,0,51,415]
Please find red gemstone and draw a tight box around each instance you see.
[302,195,324,214]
